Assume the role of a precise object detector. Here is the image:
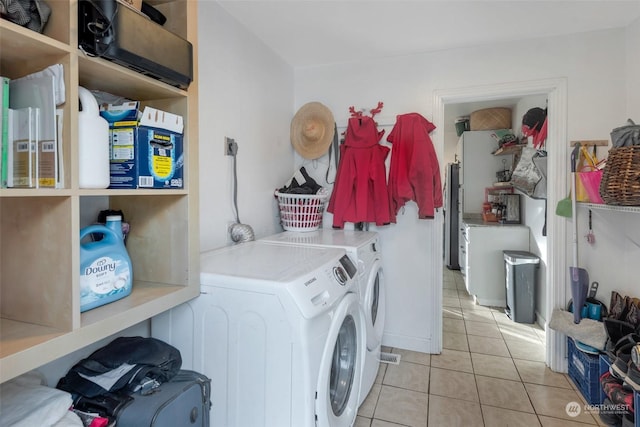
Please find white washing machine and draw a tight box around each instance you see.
[152,241,364,427]
[260,230,385,406]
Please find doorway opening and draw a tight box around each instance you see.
[432,78,569,372]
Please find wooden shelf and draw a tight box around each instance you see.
[492,182,513,188]
[570,140,608,147]
[1,282,196,383]
[78,54,188,101]
[492,144,525,156]
[0,19,71,61]
[0,1,199,384]
[0,189,73,197]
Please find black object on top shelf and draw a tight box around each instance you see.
[141,2,167,26]
[78,0,193,89]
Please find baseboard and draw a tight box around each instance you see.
[382,333,433,354]
[474,295,507,308]
[535,310,547,330]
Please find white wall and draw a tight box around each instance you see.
[576,17,640,308]
[198,2,295,251]
[294,28,630,350]
[626,17,640,118]
[295,28,627,146]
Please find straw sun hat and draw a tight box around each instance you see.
[290,102,335,159]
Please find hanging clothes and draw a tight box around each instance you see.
[387,113,442,220]
[328,116,392,228]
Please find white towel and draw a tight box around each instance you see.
[0,371,82,427]
[52,411,84,427]
[548,308,608,350]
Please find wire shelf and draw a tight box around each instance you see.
[578,202,640,214]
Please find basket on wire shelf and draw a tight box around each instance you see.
[599,145,640,206]
[599,119,640,206]
[275,190,328,232]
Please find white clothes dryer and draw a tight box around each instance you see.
[260,230,385,406]
[152,241,364,427]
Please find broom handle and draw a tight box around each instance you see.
[571,143,581,268]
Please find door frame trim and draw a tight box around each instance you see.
[432,78,568,371]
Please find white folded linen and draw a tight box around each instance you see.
[0,371,82,427]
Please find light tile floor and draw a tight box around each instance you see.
[355,268,604,427]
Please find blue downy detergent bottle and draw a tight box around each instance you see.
[80,219,133,312]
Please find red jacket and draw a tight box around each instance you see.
[328,116,392,228]
[387,113,442,220]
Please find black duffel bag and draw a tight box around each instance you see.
[57,336,182,398]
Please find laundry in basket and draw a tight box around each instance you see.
[275,190,328,232]
[276,167,327,231]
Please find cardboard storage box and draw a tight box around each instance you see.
[101,104,184,189]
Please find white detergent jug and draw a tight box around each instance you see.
[78,86,110,188]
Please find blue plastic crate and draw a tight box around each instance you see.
[567,337,601,405]
[599,353,611,405]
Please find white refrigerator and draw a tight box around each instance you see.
[456,130,508,215]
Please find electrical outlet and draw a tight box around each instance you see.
[225,137,238,156]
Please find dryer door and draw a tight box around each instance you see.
[365,258,385,351]
[316,292,364,427]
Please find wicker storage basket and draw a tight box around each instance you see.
[470,107,512,131]
[275,191,328,231]
[599,145,640,205]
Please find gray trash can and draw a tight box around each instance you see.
[504,250,540,324]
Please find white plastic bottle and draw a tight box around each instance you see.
[78,86,110,188]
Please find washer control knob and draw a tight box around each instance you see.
[333,266,348,285]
